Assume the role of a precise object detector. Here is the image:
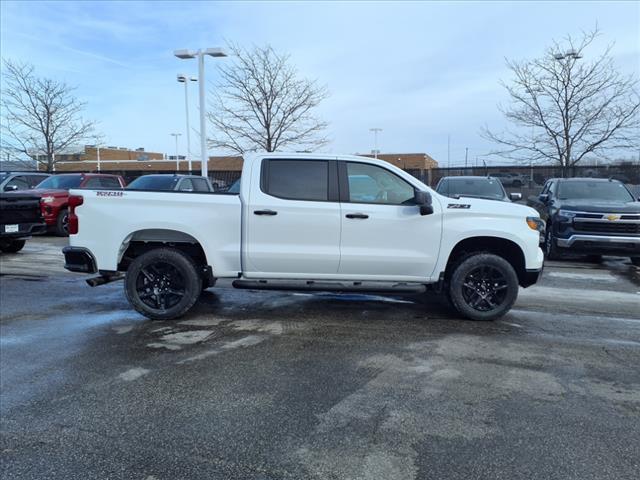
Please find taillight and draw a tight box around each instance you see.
[68,195,84,235]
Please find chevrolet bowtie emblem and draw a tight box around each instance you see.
[606,214,621,221]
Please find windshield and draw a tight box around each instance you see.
[36,175,83,189]
[127,175,180,190]
[437,177,506,200]
[558,181,634,202]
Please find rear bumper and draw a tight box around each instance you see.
[557,234,640,255]
[62,247,98,273]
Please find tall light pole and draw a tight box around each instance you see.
[369,128,382,159]
[174,47,228,178]
[177,74,197,172]
[170,133,182,171]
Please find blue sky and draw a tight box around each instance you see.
[1,1,638,166]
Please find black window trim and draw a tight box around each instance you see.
[338,160,418,206]
[260,158,339,203]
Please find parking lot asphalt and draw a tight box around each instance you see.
[1,237,639,480]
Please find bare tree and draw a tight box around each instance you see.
[207,44,329,154]
[1,60,96,172]
[482,28,639,170]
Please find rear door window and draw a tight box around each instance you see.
[178,179,194,191]
[99,177,122,188]
[192,178,210,192]
[262,160,329,201]
[83,177,102,188]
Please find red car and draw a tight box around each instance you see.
[34,173,126,236]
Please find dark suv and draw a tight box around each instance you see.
[528,178,640,264]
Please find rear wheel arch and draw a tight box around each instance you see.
[117,229,212,280]
[444,236,527,286]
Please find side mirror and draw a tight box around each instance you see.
[414,190,434,216]
[509,192,522,201]
[538,194,549,203]
[4,184,18,191]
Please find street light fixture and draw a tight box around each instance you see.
[170,132,182,171]
[174,47,228,177]
[369,128,382,159]
[177,74,197,172]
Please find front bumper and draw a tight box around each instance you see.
[556,234,640,254]
[521,266,543,288]
[62,247,98,273]
[1,222,47,240]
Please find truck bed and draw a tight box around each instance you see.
[69,189,242,275]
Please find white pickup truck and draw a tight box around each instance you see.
[63,153,544,321]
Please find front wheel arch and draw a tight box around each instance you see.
[444,236,526,286]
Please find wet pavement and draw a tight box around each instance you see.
[1,237,639,479]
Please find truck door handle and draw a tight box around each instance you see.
[254,209,278,216]
[345,213,369,219]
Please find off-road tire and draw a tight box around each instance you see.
[0,239,26,253]
[56,208,69,237]
[448,253,519,321]
[124,248,201,320]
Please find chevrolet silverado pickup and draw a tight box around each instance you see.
[0,192,46,253]
[528,177,640,264]
[63,153,544,321]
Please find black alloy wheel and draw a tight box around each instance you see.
[448,253,519,321]
[136,261,187,311]
[461,265,509,312]
[124,248,201,320]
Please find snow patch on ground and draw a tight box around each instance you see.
[546,271,616,282]
[179,335,266,363]
[118,367,150,381]
[113,325,134,334]
[178,318,227,327]
[147,330,213,350]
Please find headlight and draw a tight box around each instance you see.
[526,216,545,233]
[558,209,577,219]
[41,196,55,204]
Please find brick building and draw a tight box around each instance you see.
[44,147,438,177]
[358,153,439,170]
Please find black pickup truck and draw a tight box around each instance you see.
[0,192,46,253]
[528,178,640,264]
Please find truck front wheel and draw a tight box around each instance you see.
[56,208,69,236]
[0,239,26,253]
[448,253,519,321]
[124,248,201,320]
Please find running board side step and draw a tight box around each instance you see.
[232,279,427,294]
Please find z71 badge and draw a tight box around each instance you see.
[447,204,471,209]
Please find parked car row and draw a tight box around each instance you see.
[431,175,640,265]
[0,173,215,243]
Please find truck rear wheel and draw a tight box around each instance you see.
[124,248,201,320]
[448,253,519,321]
